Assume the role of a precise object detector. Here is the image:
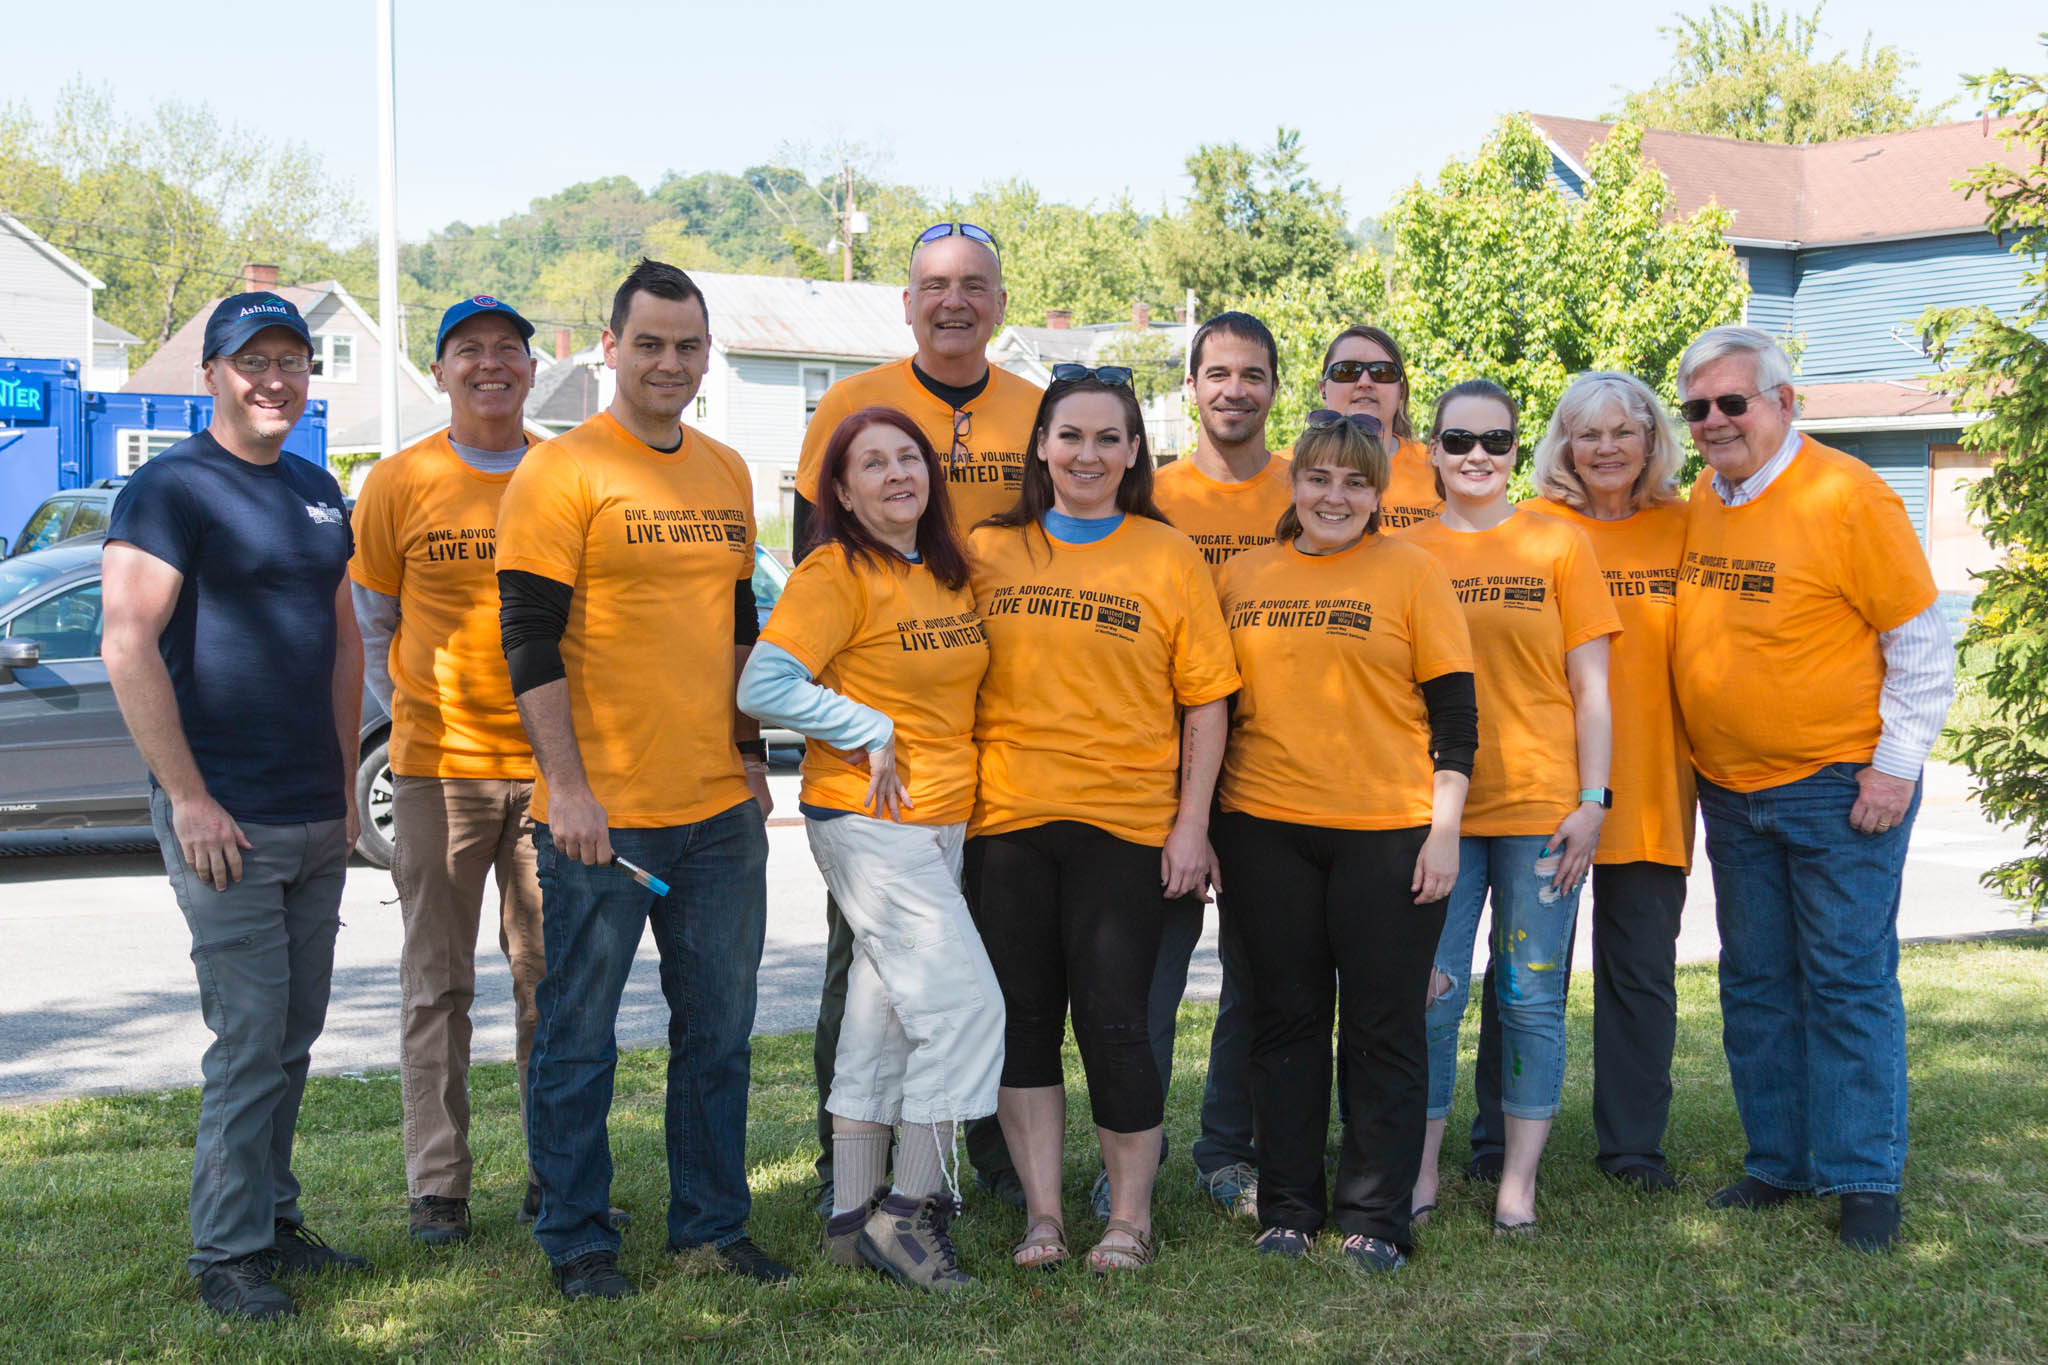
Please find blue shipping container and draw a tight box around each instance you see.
[0,356,329,549]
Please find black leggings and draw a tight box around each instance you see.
[966,821,1165,1134]
[1213,811,1445,1249]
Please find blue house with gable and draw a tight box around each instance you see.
[1532,114,2044,598]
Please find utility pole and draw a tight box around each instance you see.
[375,0,401,461]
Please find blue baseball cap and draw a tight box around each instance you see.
[203,292,314,361]
[436,295,535,357]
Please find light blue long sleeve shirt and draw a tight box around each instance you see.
[736,643,893,753]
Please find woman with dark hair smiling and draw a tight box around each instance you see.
[967,366,1240,1273]
[739,406,998,1292]
[1313,326,1440,531]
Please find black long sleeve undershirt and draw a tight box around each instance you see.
[498,569,758,697]
[1421,671,1479,778]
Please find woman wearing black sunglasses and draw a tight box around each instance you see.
[1401,379,1619,1236]
[1315,327,1440,531]
[964,368,1239,1273]
[1210,409,1475,1272]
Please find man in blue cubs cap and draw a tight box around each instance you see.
[104,289,368,1319]
[349,295,627,1249]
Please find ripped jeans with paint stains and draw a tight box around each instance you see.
[1424,834,1584,1121]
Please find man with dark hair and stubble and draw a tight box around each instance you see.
[102,291,369,1321]
[496,259,789,1299]
[790,222,1044,1217]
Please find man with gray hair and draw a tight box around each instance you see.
[1670,325,1953,1252]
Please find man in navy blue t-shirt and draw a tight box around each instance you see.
[104,291,370,1322]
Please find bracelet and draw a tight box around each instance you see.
[736,739,767,760]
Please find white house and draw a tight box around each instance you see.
[125,264,446,468]
[0,212,135,391]
[992,304,1193,458]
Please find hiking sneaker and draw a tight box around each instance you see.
[197,1251,295,1321]
[1252,1226,1310,1259]
[974,1166,1027,1210]
[408,1195,471,1246]
[858,1192,974,1293]
[518,1181,631,1229]
[554,1250,636,1300]
[272,1219,371,1276]
[1198,1162,1260,1219]
[825,1186,886,1267]
[1341,1234,1407,1273]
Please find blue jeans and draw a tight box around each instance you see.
[525,801,768,1265]
[1698,763,1918,1196]
[1426,834,1583,1121]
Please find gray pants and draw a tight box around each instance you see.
[151,789,349,1275]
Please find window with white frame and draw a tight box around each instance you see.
[802,366,832,424]
[118,430,188,474]
[310,333,357,382]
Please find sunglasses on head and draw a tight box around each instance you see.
[1051,363,1133,386]
[913,222,1001,256]
[1324,358,1403,385]
[1678,391,1768,423]
[1437,428,1516,456]
[1304,408,1384,436]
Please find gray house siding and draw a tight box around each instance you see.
[0,231,92,369]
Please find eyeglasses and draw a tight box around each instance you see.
[1304,408,1385,436]
[1678,391,1767,423]
[1324,358,1403,385]
[1050,363,1133,386]
[951,407,972,457]
[225,352,312,375]
[913,222,1000,257]
[1436,428,1516,456]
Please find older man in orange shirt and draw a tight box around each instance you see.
[1671,325,1953,1253]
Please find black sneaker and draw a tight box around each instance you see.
[973,1167,1027,1210]
[519,1181,631,1229]
[710,1234,795,1283]
[1707,1176,1805,1211]
[1603,1162,1678,1194]
[409,1195,471,1246]
[554,1249,637,1300]
[272,1219,371,1276]
[1465,1150,1504,1184]
[1341,1234,1407,1273]
[1838,1192,1901,1252]
[197,1251,295,1321]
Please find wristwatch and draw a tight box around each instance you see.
[1578,788,1613,809]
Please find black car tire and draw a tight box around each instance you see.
[355,738,396,868]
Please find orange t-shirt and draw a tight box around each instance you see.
[1401,510,1621,836]
[968,517,1241,846]
[1521,498,1694,867]
[1153,451,1293,578]
[348,433,535,781]
[760,546,989,824]
[1288,435,1439,531]
[1674,436,1938,793]
[794,357,1043,531]
[495,411,756,828]
[1217,535,1473,829]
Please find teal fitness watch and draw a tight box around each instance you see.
[1579,788,1614,808]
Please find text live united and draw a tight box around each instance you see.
[620,505,747,546]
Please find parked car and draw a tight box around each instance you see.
[0,535,398,865]
[3,479,127,559]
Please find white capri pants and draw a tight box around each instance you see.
[805,813,1004,1127]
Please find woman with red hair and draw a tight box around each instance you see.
[739,406,998,1292]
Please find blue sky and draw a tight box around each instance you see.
[6,0,2040,241]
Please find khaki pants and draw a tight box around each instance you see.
[394,775,545,1198]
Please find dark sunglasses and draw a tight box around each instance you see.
[1437,428,1516,456]
[913,222,1000,257]
[1678,390,1767,423]
[1324,358,1403,385]
[1304,408,1385,436]
[1051,363,1133,386]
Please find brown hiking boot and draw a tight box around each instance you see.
[824,1186,886,1267]
[857,1192,973,1292]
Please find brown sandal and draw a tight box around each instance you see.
[1087,1218,1155,1273]
[1012,1213,1068,1270]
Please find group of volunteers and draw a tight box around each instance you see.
[98,216,1952,1322]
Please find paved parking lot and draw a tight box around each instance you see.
[0,762,2037,1104]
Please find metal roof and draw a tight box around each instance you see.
[694,272,915,361]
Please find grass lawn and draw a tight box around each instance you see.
[5,938,2046,1363]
